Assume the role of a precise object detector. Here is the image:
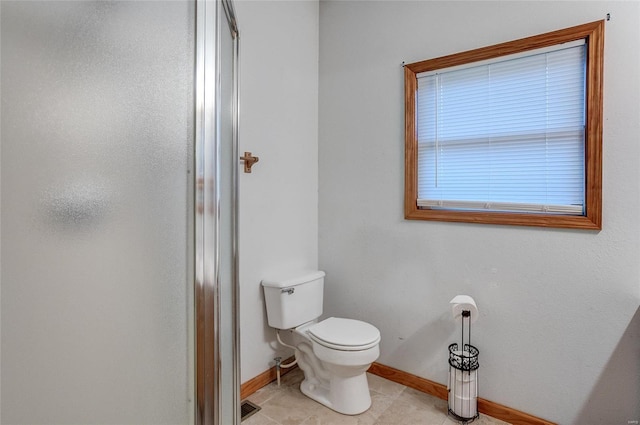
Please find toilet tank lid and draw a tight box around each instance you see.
[261,270,325,288]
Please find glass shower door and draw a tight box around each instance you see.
[1,2,196,423]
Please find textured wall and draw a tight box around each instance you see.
[318,2,640,424]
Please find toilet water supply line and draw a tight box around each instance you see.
[275,330,298,386]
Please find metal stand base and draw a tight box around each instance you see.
[448,408,479,424]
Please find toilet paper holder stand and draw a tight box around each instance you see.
[448,309,480,424]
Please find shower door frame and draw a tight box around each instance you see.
[195,0,240,424]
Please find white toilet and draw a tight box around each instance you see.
[262,271,381,415]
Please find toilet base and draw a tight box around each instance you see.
[300,372,372,415]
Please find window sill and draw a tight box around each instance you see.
[404,207,601,230]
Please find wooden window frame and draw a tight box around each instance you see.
[404,21,604,229]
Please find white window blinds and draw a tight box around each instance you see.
[416,41,586,214]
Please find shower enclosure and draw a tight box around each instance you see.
[0,1,239,424]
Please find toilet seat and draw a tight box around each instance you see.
[307,317,380,351]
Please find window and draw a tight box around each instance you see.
[404,21,604,229]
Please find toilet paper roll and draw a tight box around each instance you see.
[450,295,479,324]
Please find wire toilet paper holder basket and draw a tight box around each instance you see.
[448,309,480,423]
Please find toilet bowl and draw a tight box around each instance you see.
[261,271,381,415]
[293,317,380,415]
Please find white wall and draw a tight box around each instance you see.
[235,0,319,383]
[318,2,640,424]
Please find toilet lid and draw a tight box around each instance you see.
[307,317,380,351]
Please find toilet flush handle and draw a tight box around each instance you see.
[281,288,295,295]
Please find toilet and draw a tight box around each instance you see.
[261,271,381,415]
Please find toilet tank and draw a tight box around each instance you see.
[261,271,325,330]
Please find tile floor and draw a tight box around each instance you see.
[243,368,511,425]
